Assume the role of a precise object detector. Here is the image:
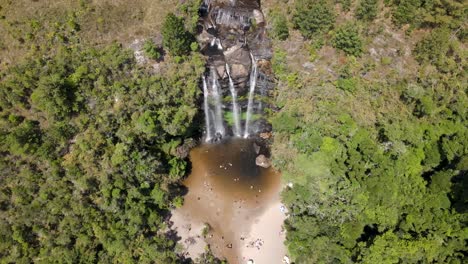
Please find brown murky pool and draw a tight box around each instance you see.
[171,138,286,263]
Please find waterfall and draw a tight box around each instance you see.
[210,38,223,50]
[225,63,242,137]
[214,8,251,29]
[202,76,213,142]
[244,53,258,138]
[211,67,225,138]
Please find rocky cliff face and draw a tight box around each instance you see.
[197,0,274,141]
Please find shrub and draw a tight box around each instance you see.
[272,112,299,132]
[272,48,288,78]
[143,39,161,60]
[356,0,378,21]
[292,0,335,39]
[393,0,465,28]
[271,11,289,40]
[414,27,450,67]
[392,0,421,26]
[381,56,393,65]
[336,77,357,92]
[332,24,363,56]
[337,0,351,12]
[161,13,193,56]
[7,120,42,155]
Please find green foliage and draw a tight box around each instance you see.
[168,157,187,179]
[0,20,204,262]
[292,0,336,39]
[392,0,421,26]
[6,120,42,155]
[272,48,289,79]
[332,24,364,56]
[414,27,451,68]
[172,196,184,208]
[356,0,378,21]
[272,112,299,133]
[143,39,161,60]
[337,0,352,11]
[161,13,193,57]
[270,11,289,40]
[336,77,358,92]
[178,0,203,33]
[392,0,466,28]
[272,17,467,263]
[195,246,226,264]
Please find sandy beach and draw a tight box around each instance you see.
[238,195,287,264]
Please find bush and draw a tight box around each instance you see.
[270,11,289,40]
[6,120,42,155]
[332,24,363,56]
[336,77,358,92]
[292,0,335,39]
[161,13,193,56]
[356,0,378,21]
[392,0,465,28]
[392,0,421,26]
[337,0,351,12]
[414,27,450,67]
[143,39,161,60]
[30,73,75,120]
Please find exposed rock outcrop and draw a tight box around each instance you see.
[256,154,271,168]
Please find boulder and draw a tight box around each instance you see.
[223,43,243,57]
[255,154,271,168]
[230,64,249,80]
[259,132,272,139]
[216,64,226,78]
[252,9,265,25]
[257,59,273,75]
[225,46,250,65]
[224,45,251,78]
[196,29,212,49]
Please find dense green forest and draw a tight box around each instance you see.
[0,0,207,262]
[268,0,467,263]
[0,0,466,263]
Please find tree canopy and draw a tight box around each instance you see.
[0,12,205,262]
[162,13,194,57]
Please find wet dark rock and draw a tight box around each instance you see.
[197,29,212,49]
[253,142,260,154]
[255,118,273,133]
[212,7,252,30]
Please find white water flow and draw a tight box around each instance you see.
[202,76,213,142]
[211,68,225,137]
[243,54,258,138]
[225,63,242,137]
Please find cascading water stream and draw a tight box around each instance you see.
[202,76,213,142]
[243,53,258,138]
[211,67,225,137]
[225,63,242,137]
